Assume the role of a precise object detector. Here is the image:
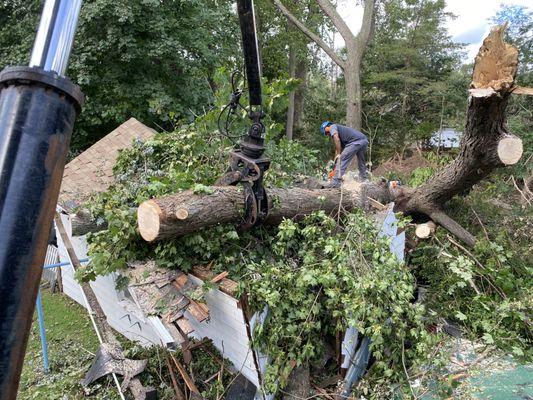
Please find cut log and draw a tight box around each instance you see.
[137,183,392,242]
[497,134,523,165]
[415,221,437,239]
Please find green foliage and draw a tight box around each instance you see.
[0,0,238,153]
[412,236,532,360]
[81,77,323,282]
[410,177,533,362]
[362,0,465,156]
[408,166,435,187]
[246,211,439,394]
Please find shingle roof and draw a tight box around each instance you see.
[59,117,156,208]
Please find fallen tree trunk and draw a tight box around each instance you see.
[137,25,522,247]
[138,182,392,241]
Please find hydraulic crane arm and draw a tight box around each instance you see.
[0,1,84,399]
[237,0,263,107]
[216,0,270,230]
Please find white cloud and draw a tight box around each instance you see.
[334,0,532,62]
[446,0,532,60]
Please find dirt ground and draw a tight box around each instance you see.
[372,150,431,178]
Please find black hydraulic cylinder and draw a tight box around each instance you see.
[237,0,263,106]
[0,66,83,399]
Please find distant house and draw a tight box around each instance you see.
[429,128,461,149]
[44,119,407,399]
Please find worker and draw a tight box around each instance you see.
[321,121,368,187]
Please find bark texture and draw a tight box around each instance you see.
[293,57,307,134]
[286,44,296,140]
[137,183,391,242]
[395,25,522,246]
[137,25,522,248]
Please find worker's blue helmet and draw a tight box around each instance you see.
[321,121,332,135]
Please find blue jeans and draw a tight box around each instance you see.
[332,139,368,186]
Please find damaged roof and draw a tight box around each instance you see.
[59,117,156,209]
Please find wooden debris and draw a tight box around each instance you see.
[162,295,189,323]
[312,385,335,400]
[165,355,186,400]
[173,273,189,290]
[210,271,229,284]
[512,86,533,95]
[163,322,185,344]
[188,338,212,351]
[368,197,387,211]
[174,323,193,365]
[175,318,195,336]
[187,300,209,322]
[191,265,238,296]
[171,354,200,394]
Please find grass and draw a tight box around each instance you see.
[19,288,233,400]
[19,288,121,400]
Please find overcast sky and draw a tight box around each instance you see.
[335,0,532,62]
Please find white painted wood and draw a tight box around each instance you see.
[54,211,162,347]
[42,245,59,282]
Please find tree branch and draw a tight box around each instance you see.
[356,0,376,53]
[430,211,476,247]
[316,0,356,45]
[272,0,346,69]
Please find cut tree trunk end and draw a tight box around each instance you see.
[415,221,437,239]
[497,134,523,165]
[137,182,392,242]
[395,24,522,246]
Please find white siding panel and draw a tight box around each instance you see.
[54,212,162,347]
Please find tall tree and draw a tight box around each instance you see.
[284,1,316,140]
[362,0,463,154]
[0,0,238,152]
[273,0,376,129]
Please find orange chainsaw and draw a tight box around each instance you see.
[328,155,340,180]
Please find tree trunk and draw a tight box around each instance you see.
[273,0,375,130]
[395,25,522,246]
[293,57,307,135]
[137,183,392,242]
[344,53,362,129]
[136,26,522,248]
[286,44,297,141]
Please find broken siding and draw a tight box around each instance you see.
[54,212,162,346]
[186,275,261,386]
[42,245,59,283]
